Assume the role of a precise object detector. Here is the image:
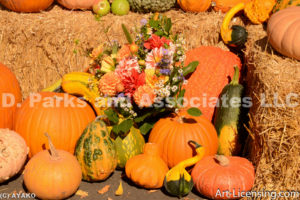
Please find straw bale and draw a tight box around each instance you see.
[244,23,300,194]
[0,5,239,98]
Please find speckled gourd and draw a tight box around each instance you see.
[127,0,176,13]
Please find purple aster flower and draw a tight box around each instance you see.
[162,48,169,55]
[160,69,171,75]
[140,19,148,26]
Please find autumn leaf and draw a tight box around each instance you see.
[107,197,113,200]
[98,185,111,195]
[75,190,88,198]
[148,190,158,193]
[115,181,123,196]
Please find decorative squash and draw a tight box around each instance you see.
[127,0,176,13]
[14,92,95,157]
[212,0,251,13]
[191,155,255,199]
[0,129,28,183]
[177,0,211,12]
[183,46,242,121]
[113,126,145,169]
[220,3,248,47]
[214,66,243,156]
[75,119,117,181]
[244,0,276,24]
[148,111,218,168]
[125,143,169,189]
[273,0,300,13]
[267,6,300,61]
[0,0,54,12]
[0,63,22,129]
[57,0,99,10]
[164,141,205,198]
[24,133,82,200]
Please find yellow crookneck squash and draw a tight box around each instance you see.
[164,141,205,198]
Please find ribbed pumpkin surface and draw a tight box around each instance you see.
[149,113,218,168]
[192,156,255,199]
[14,92,95,157]
[75,120,117,181]
[183,46,242,121]
[0,0,54,12]
[0,63,22,129]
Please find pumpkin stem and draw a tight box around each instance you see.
[44,132,59,158]
[214,155,230,166]
[177,116,184,123]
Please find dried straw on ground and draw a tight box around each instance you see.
[244,24,300,195]
[0,5,234,98]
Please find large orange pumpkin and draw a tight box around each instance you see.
[183,46,242,121]
[148,111,218,168]
[0,0,54,12]
[267,6,300,61]
[0,63,22,129]
[191,155,255,199]
[14,92,95,157]
[177,0,211,12]
[57,0,99,10]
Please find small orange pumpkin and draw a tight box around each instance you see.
[192,155,255,199]
[0,0,54,12]
[125,143,169,189]
[177,0,211,12]
[24,133,82,200]
[0,63,22,129]
[149,111,218,168]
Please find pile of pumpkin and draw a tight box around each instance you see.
[1,43,256,199]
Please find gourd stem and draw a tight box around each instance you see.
[231,66,240,85]
[44,132,59,158]
[215,155,230,166]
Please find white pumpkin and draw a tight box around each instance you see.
[0,129,28,183]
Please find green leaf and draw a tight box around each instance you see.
[134,112,153,123]
[119,119,134,134]
[154,30,164,37]
[187,107,202,117]
[139,122,155,135]
[177,89,185,99]
[182,61,199,76]
[104,108,119,124]
[149,20,159,29]
[164,18,172,34]
[122,24,133,44]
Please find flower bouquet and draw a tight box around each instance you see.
[65,13,198,137]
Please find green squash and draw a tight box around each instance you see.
[127,0,176,13]
[164,141,204,198]
[229,25,248,48]
[75,119,117,182]
[114,127,145,168]
[273,0,300,13]
[214,66,243,156]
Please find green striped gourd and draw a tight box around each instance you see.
[114,127,145,168]
[273,0,300,12]
[75,119,117,181]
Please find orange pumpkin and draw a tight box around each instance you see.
[177,0,211,12]
[0,63,22,129]
[192,155,255,199]
[24,133,82,200]
[267,6,300,61]
[0,0,54,12]
[148,111,218,168]
[14,92,95,157]
[212,0,251,13]
[57,0,99,10]
[125,143,169,189]
[183,46,242,121]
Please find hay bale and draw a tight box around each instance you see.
[244,23,300,193]
[0,5,234,98]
